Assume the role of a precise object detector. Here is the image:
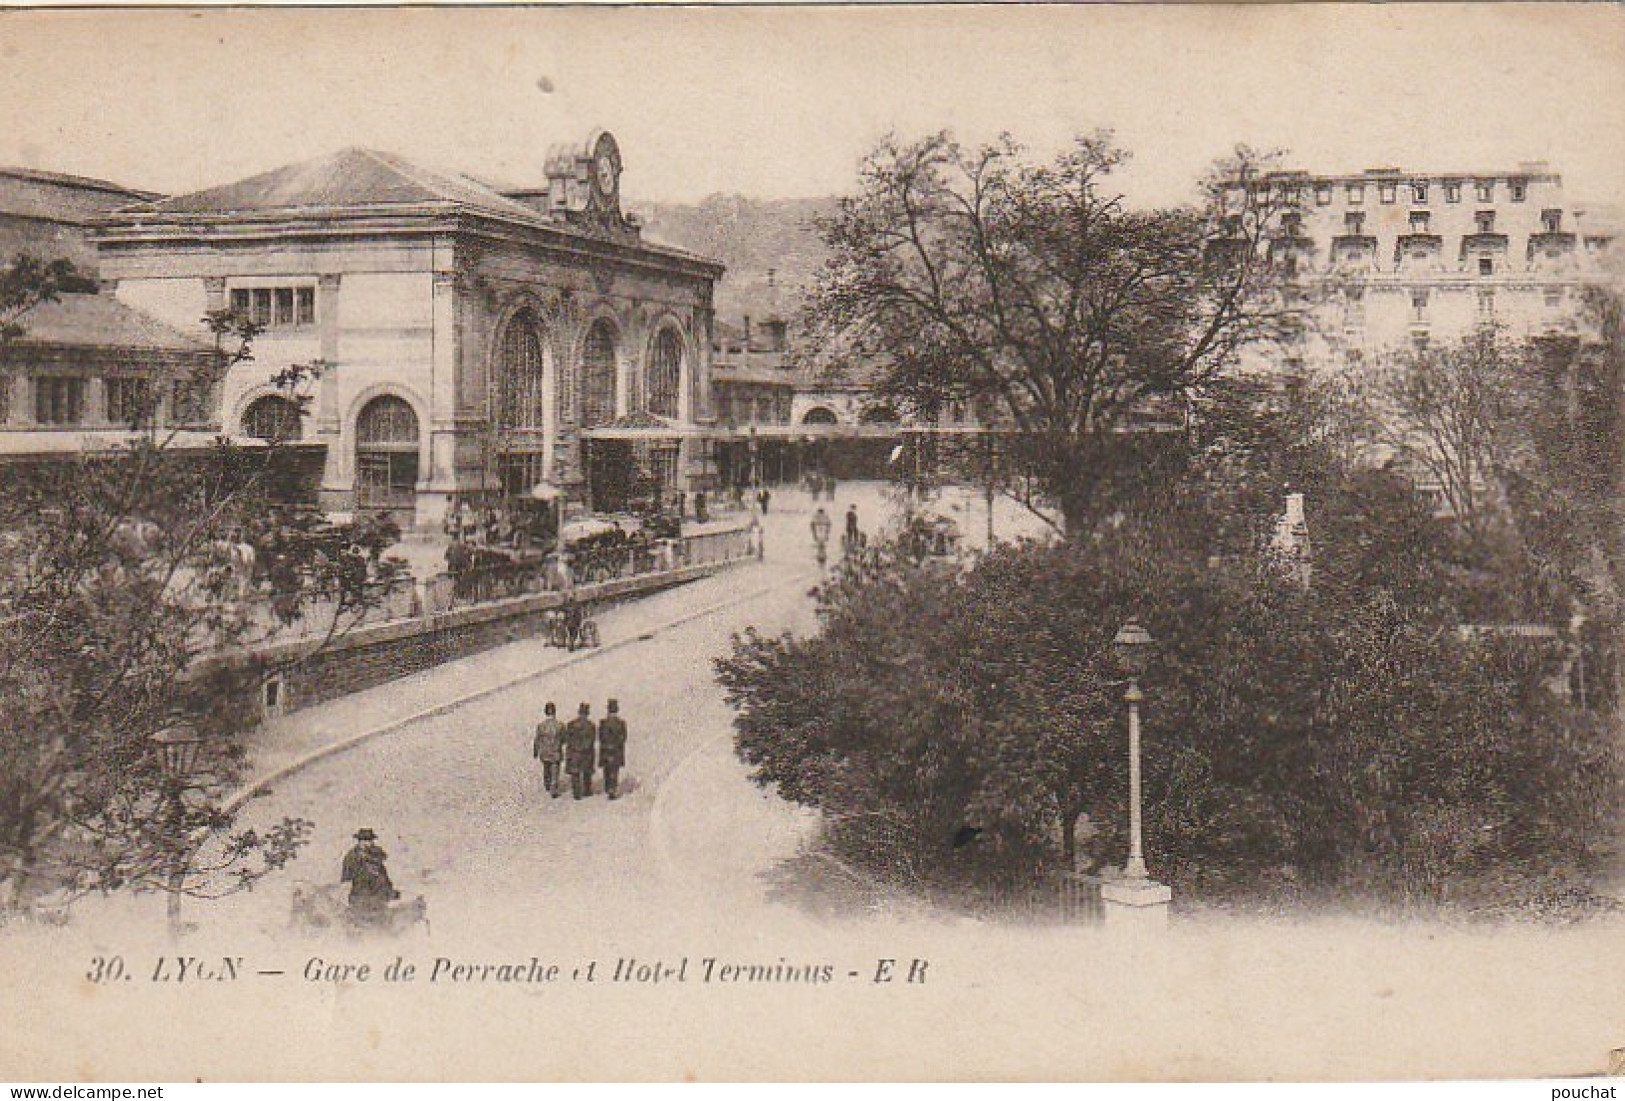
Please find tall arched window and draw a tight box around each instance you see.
[801,406,839,426]
[582,320,618,428]
[241,394,304,441]
[497,311,547,431]
[646,328,683,419]
[355,395,420,512]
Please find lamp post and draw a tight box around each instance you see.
[1112,620,1154,880]
[1100,620,1172,928]
[150,719,202,937]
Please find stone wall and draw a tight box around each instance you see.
[188,550,750,723]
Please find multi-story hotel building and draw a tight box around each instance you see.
[1231,163,1617,371]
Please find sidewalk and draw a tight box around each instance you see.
[230,553,800,806]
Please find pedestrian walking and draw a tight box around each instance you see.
[758,487,772,515]
[598,698,628,800]
[844,503,859,551]
[533,701,564,798]
[565,702,597,799]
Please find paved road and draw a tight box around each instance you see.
[17,484,1624,1081]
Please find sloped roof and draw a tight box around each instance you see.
[0,167,161,224]
[9,292,210,352]
[153,148,547,225]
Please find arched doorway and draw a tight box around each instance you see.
[496,309,550,498]
[801,406,839,426]
[355,395,420,515]
[241,394,304,441]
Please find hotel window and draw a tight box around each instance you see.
[1479,258,1494,276]
[1346,183,1364,205]
[1411,332,1431,352]
[1412,181,1429,204]
[230,286,316,329]
[1410,289,1430,320]
[1474,210,1496,234]
[1475,179,1495,202]
[1544,286,1565,308]
[1477,289,1496,318]
[34,376,86,425]
[1409,211,1431,233]
[1444,181,1462,203]
[1379,182,1397,204]
[1344,211,1366,234]
[1509,179,1527,203]
[106,377,153,427]
[1541,209,1563,232]
[1314,184,1332,206]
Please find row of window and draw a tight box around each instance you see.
[230,286,317,330]
[1336,209,1564,236]
[9,375,205,428]
[496,312,686,433]
[1311,178,1529,207]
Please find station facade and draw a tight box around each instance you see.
[93,131,724,530]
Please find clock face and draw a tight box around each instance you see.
[595,153,618,196]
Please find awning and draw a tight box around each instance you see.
[580,412,709,440]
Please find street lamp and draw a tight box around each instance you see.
[1112,620,1155,881]
[150,718,203,936]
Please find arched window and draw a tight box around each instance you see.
[801,406,839,426]
[582,320,618,428]
[646,328,683,419]
[241,394,304,441]
[355,395,419,511]
[497,311,547,431]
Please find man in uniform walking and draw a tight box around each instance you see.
[565,701,598,799]
[598,699,628,800]
[533,701,564,798]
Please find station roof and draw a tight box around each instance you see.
[6,291,210,353]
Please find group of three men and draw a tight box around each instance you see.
[532,699,628,800]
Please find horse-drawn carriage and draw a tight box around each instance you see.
[289,881,429,937]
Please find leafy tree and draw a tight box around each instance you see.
[806,131,1301,534]
[719,383,1619,912]
[0,261,406,919]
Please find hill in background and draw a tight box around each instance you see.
[633,193,834,327]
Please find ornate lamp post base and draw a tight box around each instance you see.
[1100,876,1172,929]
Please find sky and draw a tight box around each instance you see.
[1,4,1622,209]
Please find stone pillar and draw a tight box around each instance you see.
[1100,877,1172,929]
[315,274,350,513]
[417,267,465,532]
[84,375,108,426]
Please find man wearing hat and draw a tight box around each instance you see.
[564,702,598,799]
[340,828,397,926]
[598,699,628,800]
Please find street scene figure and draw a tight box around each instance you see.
[811,507,831,569]
[598,698,628,800]
[565,702,598,799]
[843,504,860,554]
[340,828,398,927]
[533,701,564,798]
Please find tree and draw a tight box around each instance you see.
[807,131,1301,535]
[718,380,1621,913]
[0,260,406,918]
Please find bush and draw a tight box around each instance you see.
[717,480,1622,911]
